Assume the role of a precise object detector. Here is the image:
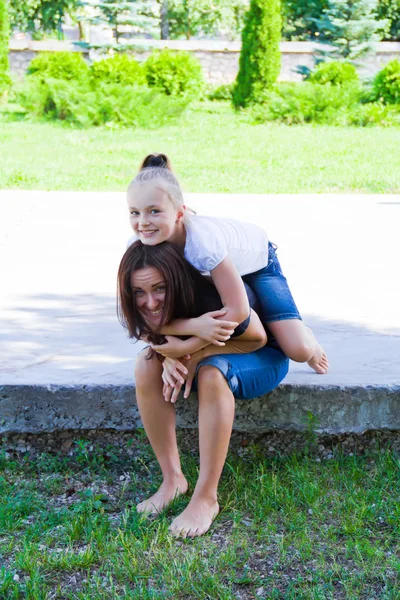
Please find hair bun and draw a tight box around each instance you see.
[140,153,171,171]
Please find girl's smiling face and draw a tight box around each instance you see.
[128,184,183,246]
[131,266,167,328]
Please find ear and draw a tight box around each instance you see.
[176,206,185,223]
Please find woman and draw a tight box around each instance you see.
[117,241,289,539]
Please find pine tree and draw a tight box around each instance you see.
[233,0,281,108]
[0,0,11,94]
[314,0,387,61]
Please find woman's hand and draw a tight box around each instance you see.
[192,310,238,346]
[151,336,191,359]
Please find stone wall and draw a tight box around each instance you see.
[9,39,400,84]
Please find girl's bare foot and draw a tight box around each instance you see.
[169,497,220,538]
[306,328,329,374]
[137,476,188,515]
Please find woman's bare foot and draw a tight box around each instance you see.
[137,476,188,515]
[169,496,220,538]
[306,327,329,374]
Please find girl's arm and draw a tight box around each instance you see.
[152,308,267,359]
[159,256,251,346]
[162,313,267,403]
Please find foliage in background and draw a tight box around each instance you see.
[91,53,146,85]
[27,51,90,83]
[233,0,281,107]
[308,60,359,85]
[16,77,189,127]
[166,0,248,40]
[374,0,400,39]
[281,0,329,40]
[207,82,234,100]
[281,0,400,41]
[313,0,387,60]
[249,81,363,124]
[0,0,11,95]
[145,48,203,96]
[9,0,78,39]
[372,58,400,102]
[83,0,157,43]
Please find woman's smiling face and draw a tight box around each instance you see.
[131,266,166,327]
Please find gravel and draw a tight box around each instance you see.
[1,428,399,461]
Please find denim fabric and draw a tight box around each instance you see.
[193,346,289,400]
[243,242,302,323]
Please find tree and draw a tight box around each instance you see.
[9,0,79,39]
[86,0,157,43]
[281,0,329,40]
[233,0,281,107]
[313,0,387,60]
[374,0,400,41]
[0,0,11,94]
[166,0,248,40]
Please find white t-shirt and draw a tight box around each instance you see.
[184,216,269,276]
[127,215,269,276]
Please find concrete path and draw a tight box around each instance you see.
[1,191,399,433]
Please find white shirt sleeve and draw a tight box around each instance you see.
[185,218,228,273]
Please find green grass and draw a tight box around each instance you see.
[0,433,399,599]
[0,102,399,193]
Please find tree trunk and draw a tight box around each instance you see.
[160,0,169,39]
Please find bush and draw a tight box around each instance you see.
[348,101,400,126]
[373,60,400,104]
[308,61,359,86]
[249,81,362,124]
[91,54,146,86]
[16,78,189,128]
[233,0,282,108]
[27,52,90,84]
[207,83,234,101]
[145,49,204,98]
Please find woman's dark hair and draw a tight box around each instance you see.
[139,153,172,171]
[117,241,219,346]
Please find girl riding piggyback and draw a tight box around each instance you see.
[127,153,328,374]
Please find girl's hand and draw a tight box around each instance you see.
[162,357,189,389]
[151,336,191,359]
[193,310,238,346]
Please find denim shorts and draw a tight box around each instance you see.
[193,345,289,400]
[243,242,302,324]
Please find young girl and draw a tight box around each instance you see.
[127,153,328,375]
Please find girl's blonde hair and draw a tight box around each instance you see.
[127,153,194,222]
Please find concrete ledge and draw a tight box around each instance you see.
[1,384,399,435]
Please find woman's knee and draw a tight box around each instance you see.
[197,365,227,392]
[135,350,162,387]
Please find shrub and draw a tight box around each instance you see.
[233,0,282,108]
[27,51,90,84]
[91,54,146,86]
[308,61,359,86]
[145,49,204,98]
[0,0,11,95]
[249,81,362,124]
[373,60,400,104]
[348,101,400,126]
[207,83,234,101]
[16,78,189,128]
